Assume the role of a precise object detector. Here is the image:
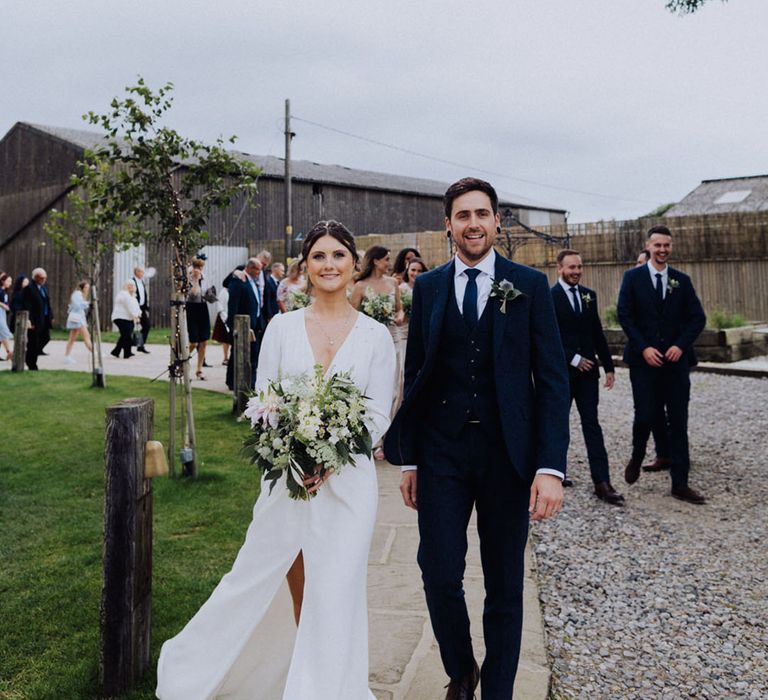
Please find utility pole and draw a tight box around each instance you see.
[284,99,295,259]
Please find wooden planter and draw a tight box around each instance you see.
[603,326,767,363]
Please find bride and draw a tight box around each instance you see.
[156,221,396,699]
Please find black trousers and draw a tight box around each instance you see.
[417,421,529,699]
[629,362,691,488]
[112,319,135,358]
[139,305,151,344]
[25,328,42,369]
[568,368,610,484]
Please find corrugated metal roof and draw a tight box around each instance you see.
[21,122,565,213]
[665,175,768,216]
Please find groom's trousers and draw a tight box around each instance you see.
[417,420,530,700]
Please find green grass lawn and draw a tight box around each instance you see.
[0,372,259,699]
[48,328,174,345]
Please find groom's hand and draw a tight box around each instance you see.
[529,474,564,521]
[400,471,418,510]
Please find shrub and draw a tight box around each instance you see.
[603,305,619,328]
[708,308,748,330]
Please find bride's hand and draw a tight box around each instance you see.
[304,468,335,494]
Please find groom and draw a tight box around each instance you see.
[384,177,570,699]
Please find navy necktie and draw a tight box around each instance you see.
[655,273,664,305]
[463,269,481,329]
[569,286,581,314]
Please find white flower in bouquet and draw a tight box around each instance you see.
[361,290,394,325]
[243,364,374,500]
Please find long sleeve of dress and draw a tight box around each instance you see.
[363,323,397,446]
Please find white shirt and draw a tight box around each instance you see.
[558,278,585,369]
[647,260,668,296]
[403,249,564,482]
[454,249,495,318]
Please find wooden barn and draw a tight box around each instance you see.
[0,121,567,327]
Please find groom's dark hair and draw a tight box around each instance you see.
[443,177,499,218]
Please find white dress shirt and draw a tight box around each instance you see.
[133,277,147,306]
[558,278,585,369]
[647,260,668,296]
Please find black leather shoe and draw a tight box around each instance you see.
[110,348,120,357]
[594,481,625,506]
[643,457,672,472]
[445,660,480,700]
[671,486,706,505]
[137,347,150,354]
[625,458,642,484]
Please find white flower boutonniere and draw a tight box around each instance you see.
[490,278,524,313]
[580,292,593,308]
[668,278,680,294]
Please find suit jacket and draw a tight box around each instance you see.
[263,275,279,322]
[21,283,51,332]
[551,284,614,374]
[133,277,149,311]
[617,265,706,367]
[384,254,570,482]
[227,275,264,335]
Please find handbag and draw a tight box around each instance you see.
[203,285,218,304]
[132,322,144,348]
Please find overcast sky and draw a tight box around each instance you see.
[2,0,766,223]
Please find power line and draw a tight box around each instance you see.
[292,115,657,206]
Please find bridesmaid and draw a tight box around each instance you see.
[351,247,404,461]
[391,247,420,286]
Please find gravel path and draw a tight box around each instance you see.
[530,369,768,699]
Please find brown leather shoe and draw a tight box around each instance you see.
[643,457,673,472]
[624,458,642,484]
[671,486,707,505]
[445,660,480,700]
[594,481,625,506]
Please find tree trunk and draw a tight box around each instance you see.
[90,285,106,388]
[178,299,197,478]
[100,397,154,696]
[232,314,252,416]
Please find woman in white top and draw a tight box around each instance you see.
[156,220,395,700]
[63,280,93,365]
[110,281,141,358]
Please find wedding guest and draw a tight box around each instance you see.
[401,257,428,291]
[211,285,231,365]
[10,274,29,332]
[110,280,141,359]
[0,272,13,361]
[226,257,265,389]
[392,247,420,285]
[63,280,93,365]
[634,249,672,472]
[263,262,283,323]
[21,268,52,370]
[255,249,272,301]
[552,250,624,506]
[351,246,404,460]
[276,260,306,313]
[132,265,151,353]
[187,257,212,380]
[618,225,707,504]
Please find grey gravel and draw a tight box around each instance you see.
[531,370,768,699]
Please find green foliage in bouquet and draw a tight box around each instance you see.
[400,289,413,316]
[242,365,373,500]
[361,290,394,325]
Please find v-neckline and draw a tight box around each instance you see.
[301,308,360,376]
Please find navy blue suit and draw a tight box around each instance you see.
[552,284,614,485]
[226,274,264,389]
[617,265,706,487]
[263,274,280,323]
[384,254,569,698]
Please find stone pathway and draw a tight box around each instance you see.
[8,339,551,699]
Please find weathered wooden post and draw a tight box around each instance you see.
[12,310,28,373]
[100,397,159,696]
[232,314,252,416]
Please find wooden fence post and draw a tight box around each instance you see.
[100,397,155,696]
[12,310,28,373]
[232,314,252,416]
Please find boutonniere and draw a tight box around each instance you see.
[668,278,680,293]
[580,292,593,308]
[490,278,524,313]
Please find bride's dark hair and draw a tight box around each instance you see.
[300,220,359,264]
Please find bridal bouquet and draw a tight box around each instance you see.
[400,289,413,316]
[288,289,311,310]
[361,291,394,325]
[242,365,373,500]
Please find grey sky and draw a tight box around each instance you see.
[2,0,766,223]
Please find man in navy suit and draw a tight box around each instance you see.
[226,257,264,389]
[263,262,283,323]
[552,250,624,506]
[617,225,706,504]
[384,178,569,700]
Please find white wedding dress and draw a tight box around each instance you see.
[156,309,396,700]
